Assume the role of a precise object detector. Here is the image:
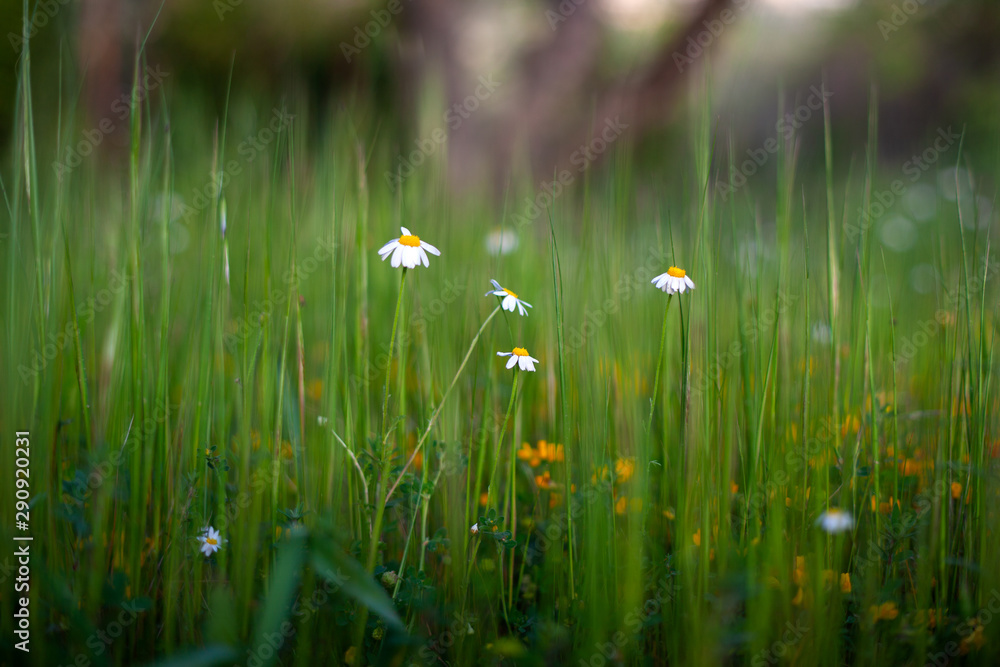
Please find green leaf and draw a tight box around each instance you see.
[310,534,404,631]
[249,527,308,667]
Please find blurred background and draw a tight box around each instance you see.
[2,0,998,195]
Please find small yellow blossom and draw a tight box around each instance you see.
[615,457,635,483]
[869,601,899,623]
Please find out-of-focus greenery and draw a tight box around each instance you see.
[1,4,999,667]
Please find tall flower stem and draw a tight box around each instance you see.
[646,295,673,435]
[366,268,406,574]
[385,304,503,501]
[487,369,519,508]
[380,268,407,441]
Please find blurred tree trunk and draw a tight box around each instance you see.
[402,0,732,191]
[77,0,124,136]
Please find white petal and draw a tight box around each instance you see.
[506,355,518,369]
[421,241,441,256]
[523,359,536,372]
[685,276,695,289]
[497,351,512,357]
[400,227,411,236]
[378,240,398,257]
[490,279,503,291]
[391,246,403,267]
[503,295,516,312]
[528,356,540,364]
[521,301,532,309]
[418,247,430,267]
[516,302,526,316]
[403,247,418,268]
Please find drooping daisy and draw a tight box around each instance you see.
[651,266,696,294]
[816,508,854,534]
[378,227,441,269]
[486,279,533,316]
[198,526,224,557]
[497,347,540,372]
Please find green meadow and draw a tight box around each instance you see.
[2,22,1000,667]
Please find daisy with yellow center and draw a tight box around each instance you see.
[651,266,696,294]
[497,346,540,372]
[486,279,533,316]
[377,226,441,268]
[816,508,854,534]
[198,526,224,557]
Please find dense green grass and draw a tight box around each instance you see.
[2,31,1000,667]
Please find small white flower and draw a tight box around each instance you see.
[497,347,540,372]
[811,322,833,346]
[486,279,533,316]
[198,526,224,557]
[470,523,479,534]
[651,266,695,294]
[485,227,518,256]
[377,227,441,269]
[816,508,854,534]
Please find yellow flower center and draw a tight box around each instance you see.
[667,266,686,278]
[399,234,421,247]
[206,537,218,546]
[503,288,518,298]
[512,347,529,357]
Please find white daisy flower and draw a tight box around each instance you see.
[485,227,518,256]
[377,227,441,269]
[651,266,696,294]
[497,347,540,372]
[486,279,533,316]
[198,526,224,557]
[816,508,854,534]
